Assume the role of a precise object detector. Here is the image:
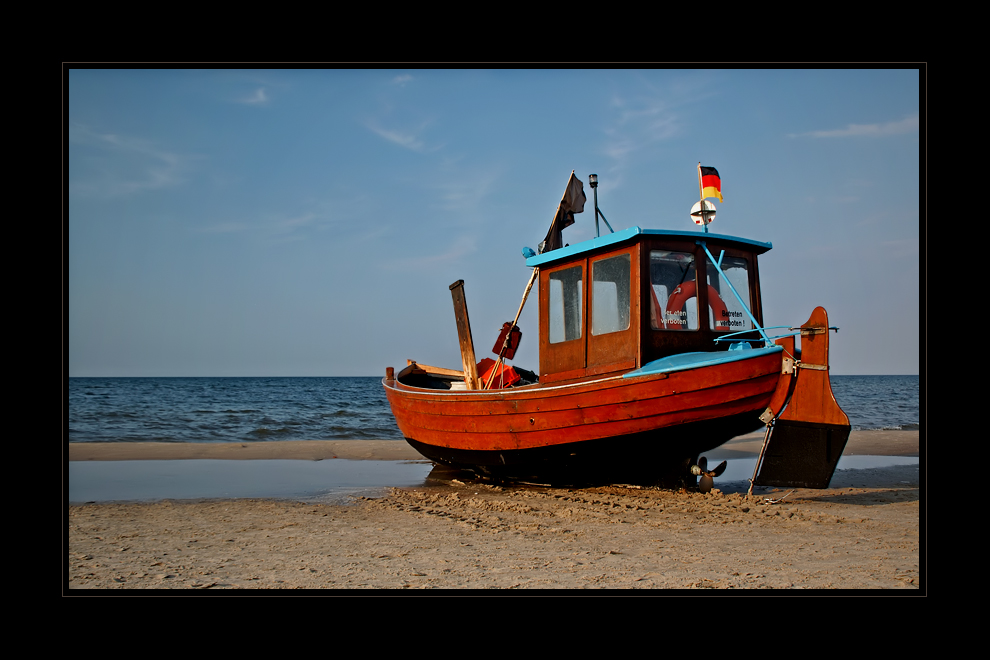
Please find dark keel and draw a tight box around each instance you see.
[406,412,764,487]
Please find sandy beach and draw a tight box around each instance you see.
[66,430,921,590]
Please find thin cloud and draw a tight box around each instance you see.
[386,234,477,269]
[256,211,325,244]
[69,124,200,197]
[602,136,637,162]
[273,212,317,233]
[604,73,716,148]
[367,124,426,151]
[430,167,502,215]
[602,85,696,188]
[606,95,681,147]
[609,96,681,141]
[392,75,413,86]
[789,114,919,138]
[365,120,440,153]
[237,88,269,105]
[247,192,377,245]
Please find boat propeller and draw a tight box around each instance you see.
[691,457,727,493]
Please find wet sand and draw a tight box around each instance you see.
[67,430,919,462]
[66,431,921,590]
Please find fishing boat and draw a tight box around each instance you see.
[383,170,850,489]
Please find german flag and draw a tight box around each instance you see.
[700,166,723,202]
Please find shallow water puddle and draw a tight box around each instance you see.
[68,459,435,504]
[69,455,918,503]
[713,455,920,484]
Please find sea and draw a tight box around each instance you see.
[67,375,919,445]
[66,375,919,502]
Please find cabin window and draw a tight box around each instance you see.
[705,255,754,332]
[549,266,583,344]
[591,253,631,336]
[649,250,698,331]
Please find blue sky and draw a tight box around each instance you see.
[67,68,921,376]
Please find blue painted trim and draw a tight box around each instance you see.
[622,345,783,379]
[640,229,772,252]
[526,227,642,267]
[525,226,772,268]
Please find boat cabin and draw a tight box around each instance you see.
[525,227,772,384]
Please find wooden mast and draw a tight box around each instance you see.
[696,162,709,233]
[449,280,480,390]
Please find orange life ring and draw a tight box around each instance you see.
[664,281,731,330]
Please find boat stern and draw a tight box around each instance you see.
[753,307,852,489]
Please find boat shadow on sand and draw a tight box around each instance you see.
[421,460,920,505]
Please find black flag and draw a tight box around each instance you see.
[539,171,586,254]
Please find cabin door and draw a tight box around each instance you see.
[539,261,587,382]
[587,246,638,374]
[538,245,640,383]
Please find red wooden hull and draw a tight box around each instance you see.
[384,349,783,479]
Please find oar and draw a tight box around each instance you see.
[484,267,539,390]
